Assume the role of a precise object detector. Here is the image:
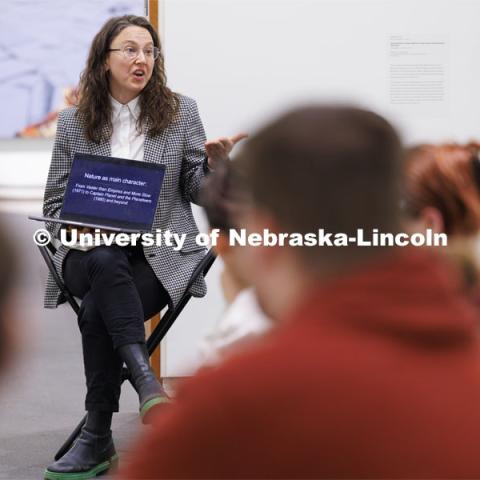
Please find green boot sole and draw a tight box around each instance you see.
[140,396,170,423]
[43,454,118,480]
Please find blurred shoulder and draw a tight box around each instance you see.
[177,329,297,404]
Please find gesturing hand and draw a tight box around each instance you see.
[205,133,248,169]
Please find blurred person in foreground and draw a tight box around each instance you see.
[118,106,480,479]
[404,143,480,303]
[197,160,271,366]
[0,219,17,381]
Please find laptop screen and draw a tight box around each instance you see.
[61,153,166,231]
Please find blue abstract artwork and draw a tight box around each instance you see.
[0,0,145,138]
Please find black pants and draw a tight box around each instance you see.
[63,245,170,412]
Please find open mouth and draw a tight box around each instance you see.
[133,70,145,78]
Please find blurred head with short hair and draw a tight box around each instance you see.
[201,159,250,303]
[231,105,403,319]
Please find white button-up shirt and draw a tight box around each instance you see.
[110,95,145,161]
[69,96,146,251]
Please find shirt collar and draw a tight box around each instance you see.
[110,95,141,121]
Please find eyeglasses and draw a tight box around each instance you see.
[108,45,160,61]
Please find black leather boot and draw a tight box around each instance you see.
[117,343,169,423]
[44,428,117,480]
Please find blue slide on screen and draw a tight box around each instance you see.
[62,154,165,229]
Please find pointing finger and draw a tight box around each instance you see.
[230,132,248,144]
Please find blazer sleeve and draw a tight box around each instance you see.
[180,98,209,205]
[42,110,73,238]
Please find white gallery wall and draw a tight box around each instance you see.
[1,0,480,376]
[160,0,480,376]
[163,0,480,144]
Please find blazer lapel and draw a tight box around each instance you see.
[90,125,111,157]
[143,117,169,164]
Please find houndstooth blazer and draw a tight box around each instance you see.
[42,94,208,309]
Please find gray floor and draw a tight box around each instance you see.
[0,212,145,479]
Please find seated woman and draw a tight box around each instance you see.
[403,143,480,299]
[42,14,244,480]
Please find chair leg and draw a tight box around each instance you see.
[149,313,161,379]
[55,369,131,461]
[54,413,87,461]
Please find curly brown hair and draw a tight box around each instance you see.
[76,15,179,144]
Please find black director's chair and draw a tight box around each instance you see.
[37,241,215,460]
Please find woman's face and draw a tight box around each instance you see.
[105,26,155,104]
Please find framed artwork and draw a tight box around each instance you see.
[0,0,145,139]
